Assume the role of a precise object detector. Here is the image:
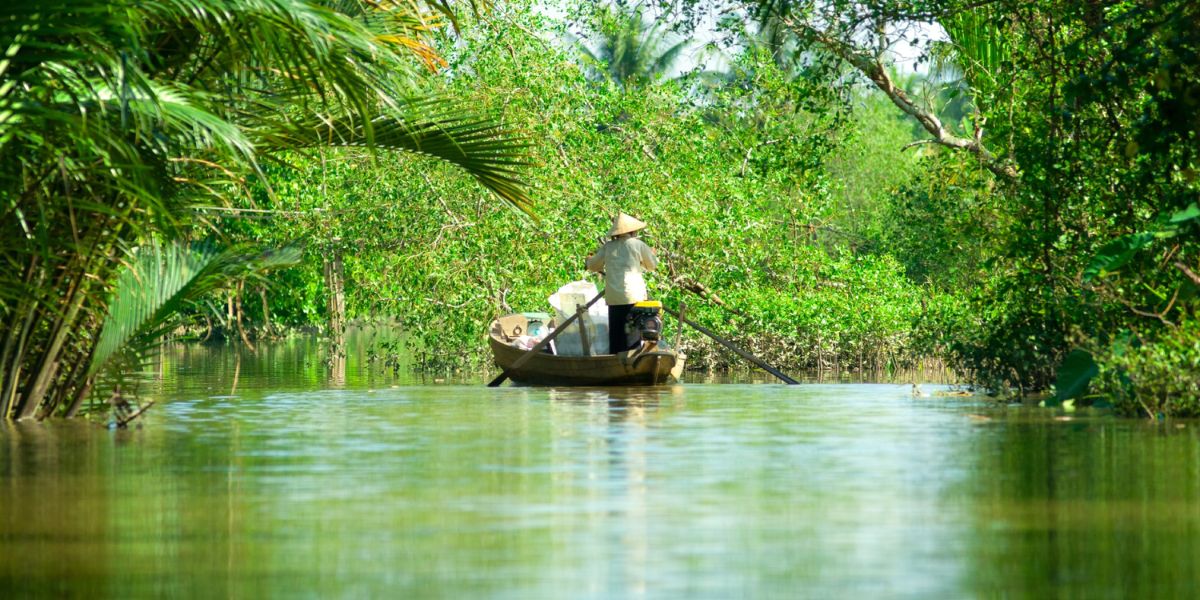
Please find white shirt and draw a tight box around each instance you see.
[586,236,658,305]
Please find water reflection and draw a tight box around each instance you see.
[1,342,1198,597]
[545,386,683,597]
[961,414,1200,598]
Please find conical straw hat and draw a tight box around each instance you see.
[608,212,647,237]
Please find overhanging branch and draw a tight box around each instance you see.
[785,17,1020,182]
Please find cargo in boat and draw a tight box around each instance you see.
[488,312,684,386]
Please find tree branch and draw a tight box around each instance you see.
[902,139,937,151]
[784,17,1020,181]
[1176,261,1200,286]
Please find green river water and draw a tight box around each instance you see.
[2,337,1198,598]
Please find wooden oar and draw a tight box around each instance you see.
[663,306,799,385]
[487,290,606,387]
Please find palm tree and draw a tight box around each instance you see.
[932,5,1013,95]
[0,0,533,420]
[575,4,691,88]
[926,5,1014,153]
[747,0,805,71]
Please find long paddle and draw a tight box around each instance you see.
[663,305,799,385]
[487,290,606,387]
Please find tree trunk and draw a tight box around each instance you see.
[325,250,347,386]
[324,250,346,343]
[235,280,255,353]
[65,375,94,418]
[259,285,271,335]
[20,269,90,419]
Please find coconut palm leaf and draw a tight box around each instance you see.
[0,0,534,419]
[574,5,691,88]
[328,0,452,71]
[936,5,1012,92]
[89,241,301,379]
[258,99,535,216]
[649,38,691,80]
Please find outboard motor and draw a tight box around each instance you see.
[627,300,663,343]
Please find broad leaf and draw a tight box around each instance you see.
[1169,202,1200,224]
[1055,349,1098,402]
[1082,232,1156,281]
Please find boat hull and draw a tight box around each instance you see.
[489,315,683,386]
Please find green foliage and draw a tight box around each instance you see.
[259,101,535,214]
[8,0,1196,419]
[825,93,923,225]
[1082,233,1160,283]
[933,4,1013,100]
[91,242,300,381]
[852,0,1200,401]
[1093,319,1200,418]
[0,0,530,419]
[253,0,1198,414]
[227,6,947,373]
[1053,349,1097,403]
[1083,203,1200,282]
[572,4,691,88]
[868,152,1000,287]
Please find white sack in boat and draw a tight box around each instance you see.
[548,281,609,356]
[513,333,546,351]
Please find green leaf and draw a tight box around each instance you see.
[1055,349,1098,402]
[1082,232,1156,281]
[89,241,301,378]
[258,99,535,218]
[1169,202,1200,224]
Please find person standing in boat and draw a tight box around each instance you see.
[586,212,658,352]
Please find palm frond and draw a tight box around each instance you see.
[927,40,966,85]
[572,4,690,88]
[0,0,534,419]
[258,98,535,216]
[939,5,1011,91]
[650,38,691,79]
[89,241,301,378]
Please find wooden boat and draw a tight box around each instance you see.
[489,313,685,386]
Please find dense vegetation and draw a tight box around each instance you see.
[0,0,532,420]
[220,7,955,377]
[835,0,1200,415]
[2,0,1197,419]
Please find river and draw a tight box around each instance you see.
[2,337,1198,597]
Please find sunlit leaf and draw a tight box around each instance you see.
[90,242,301,378]
[1169,202,1199,223]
